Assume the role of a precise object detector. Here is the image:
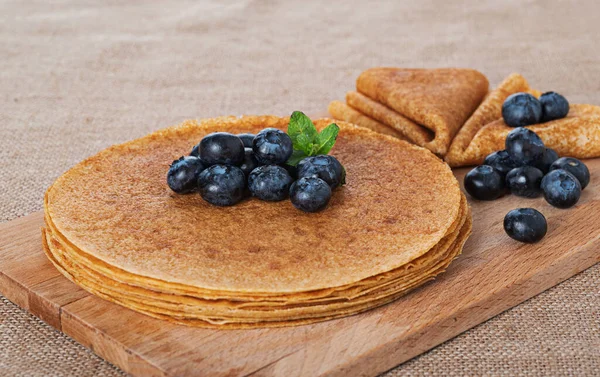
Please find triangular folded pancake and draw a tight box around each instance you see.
[345,91,433,146]
[356,68,489,155]
[445,73,542,166]
[445,104,600,166]
[327,100,407,140]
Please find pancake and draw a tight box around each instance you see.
[327,100,407,139]
[445,104,600,167]
[43,115,469,328]
[345,91,434,146]
[446,73,542,167]
[356,68,489,156]
[43,195,466,305]
[42,206,471,328]
[42,195,468,312]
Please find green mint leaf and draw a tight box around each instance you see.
[315,123,339,155]
[296,133,314,155]
[286,149,308,166]
[288,111,318,151]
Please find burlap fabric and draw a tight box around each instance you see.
[1,1,599,376]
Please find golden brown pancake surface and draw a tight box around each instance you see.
[45,116,463,293]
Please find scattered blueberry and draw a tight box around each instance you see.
[239,148,259,176]
[505,127,545,166]
[502,92,543,127]
[504,208,547,243]
[253,128,293,165]
[539,92,570,122]
[464,165,506,201]
[197,165,246,206]
[198,132,245,166]
[248,165,294,201]
[237,133,256,148]
[533,148,559,174]
[550,157,590,189]
[483,150,516,177]
[167,156,205,194]
[541,169,581,208]
[506,166,544,198]
[297,155,345,189]
[289,177,332,213]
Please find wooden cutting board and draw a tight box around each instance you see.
[1,161,600,377]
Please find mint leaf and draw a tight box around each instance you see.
[286,149,308,166]
[285,112,346,183]
[288,111,318,151]
[315,123,339,155]
[296,133,314,156]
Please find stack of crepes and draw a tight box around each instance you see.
[329,68,600,166]
[43,116,471,329]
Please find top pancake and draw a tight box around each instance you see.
[45,116,462,293]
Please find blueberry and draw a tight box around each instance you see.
[505,127,545,166]
[464,165,506,201]
[550,157,590,189]
[541,169,581,208]
[239,148,258,176]
[198,132,245,166]
[248,165,293,201]
[190,143,200,157]
[504,208,547,243]
[483,150,516,177]
[281,164,298,179]
[297,155,345,189]
[197,165,246,206]
[533,148,559,174]
[502,92,542,127]
[539,92,569,122]
[252,128,293,165]
[167,156,205,194]
[289,177,332,213]
[237,133,256,148]
[506,166,544,198]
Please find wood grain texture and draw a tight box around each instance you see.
[1,161,600,377]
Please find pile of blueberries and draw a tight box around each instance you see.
[166,129,345,212]
[464,91,590,243]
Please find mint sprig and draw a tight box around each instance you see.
[286,111,342,168]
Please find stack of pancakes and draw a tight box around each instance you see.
[43,116,471,328]
[329,68,600,166]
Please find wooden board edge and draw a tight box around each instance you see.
[60,298,169,377]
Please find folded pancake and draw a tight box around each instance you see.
[356,68,489,156]
[445,104,600,167]
[327,100,407,140]
[345,91,433,146]
[445,73,542,167]
[43,115,470,328]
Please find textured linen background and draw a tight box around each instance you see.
[1,0,600,376]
